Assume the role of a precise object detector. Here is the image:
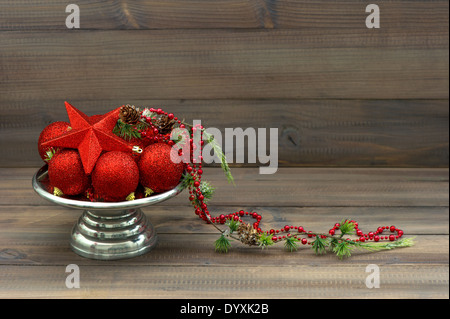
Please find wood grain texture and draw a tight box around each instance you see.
[0,167,447,298]
[0,264,448,299]
[0,29,448,102]
[0,0,448,31]
[1,167,448,207]
[0,0,448,300]
[0,263,447,298]
[0,206,447,266]
[0,99,448,167]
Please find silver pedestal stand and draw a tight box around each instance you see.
[32,165,183,260]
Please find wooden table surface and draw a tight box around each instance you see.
[0,0,448,301]
[0,167,448,299]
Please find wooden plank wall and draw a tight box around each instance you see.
[0,0,448,168]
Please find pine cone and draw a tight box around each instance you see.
[237,223,259,246]
[154,114,176,135]
[119,104,141,125]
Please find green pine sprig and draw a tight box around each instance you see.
[225,218,240,233]
[182,173,215,207]
[202,131,234,185]
[332,240,355,259]
[338,219,356,236]
[311,236,328,255]
[44,147,58,162]
[284,236,299,252]
[258,232,274,250]
[112,119,143,141]
[215,235,231,253]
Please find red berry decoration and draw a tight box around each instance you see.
[139,143,184,193]
[37,121,71,161]
[48,149,89,196]
[91,151,140,201]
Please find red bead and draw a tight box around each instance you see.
[334,223,340,228]
[377,227,383,234]
[359,237,365,242]
[269,229,275,234]
[397,230,404,237]
[390,226,396,232]
[389,235,395,241]
[193,181,200,188]
[284,225,290,232]
[239,210,245,216]
[307,231,313,238]
[301,238,307,245]
[298,227,304,233]
[356,230,363,236]
[168,113,174,120]
[329,229,335,236]
[374,235,380,242]
[368,232,374,238]
[272,236,278,242]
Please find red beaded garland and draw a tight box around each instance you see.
[145,107,408,250]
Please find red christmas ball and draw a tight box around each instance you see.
[92,151,139,201]
[48,149,89,196]
[139,143,184,193]
[37,121,71,161]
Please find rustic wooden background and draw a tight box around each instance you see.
[0,0,448,299]
[0,0,448,167]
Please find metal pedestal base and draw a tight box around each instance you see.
[33,165,183,261]
[70,208,158,260]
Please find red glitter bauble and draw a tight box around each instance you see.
[91,151,140,201]
[48,149,89,196]
[139,143,184,193]
[37,121,71,161]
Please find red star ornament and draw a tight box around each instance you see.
[42,101,133,174]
